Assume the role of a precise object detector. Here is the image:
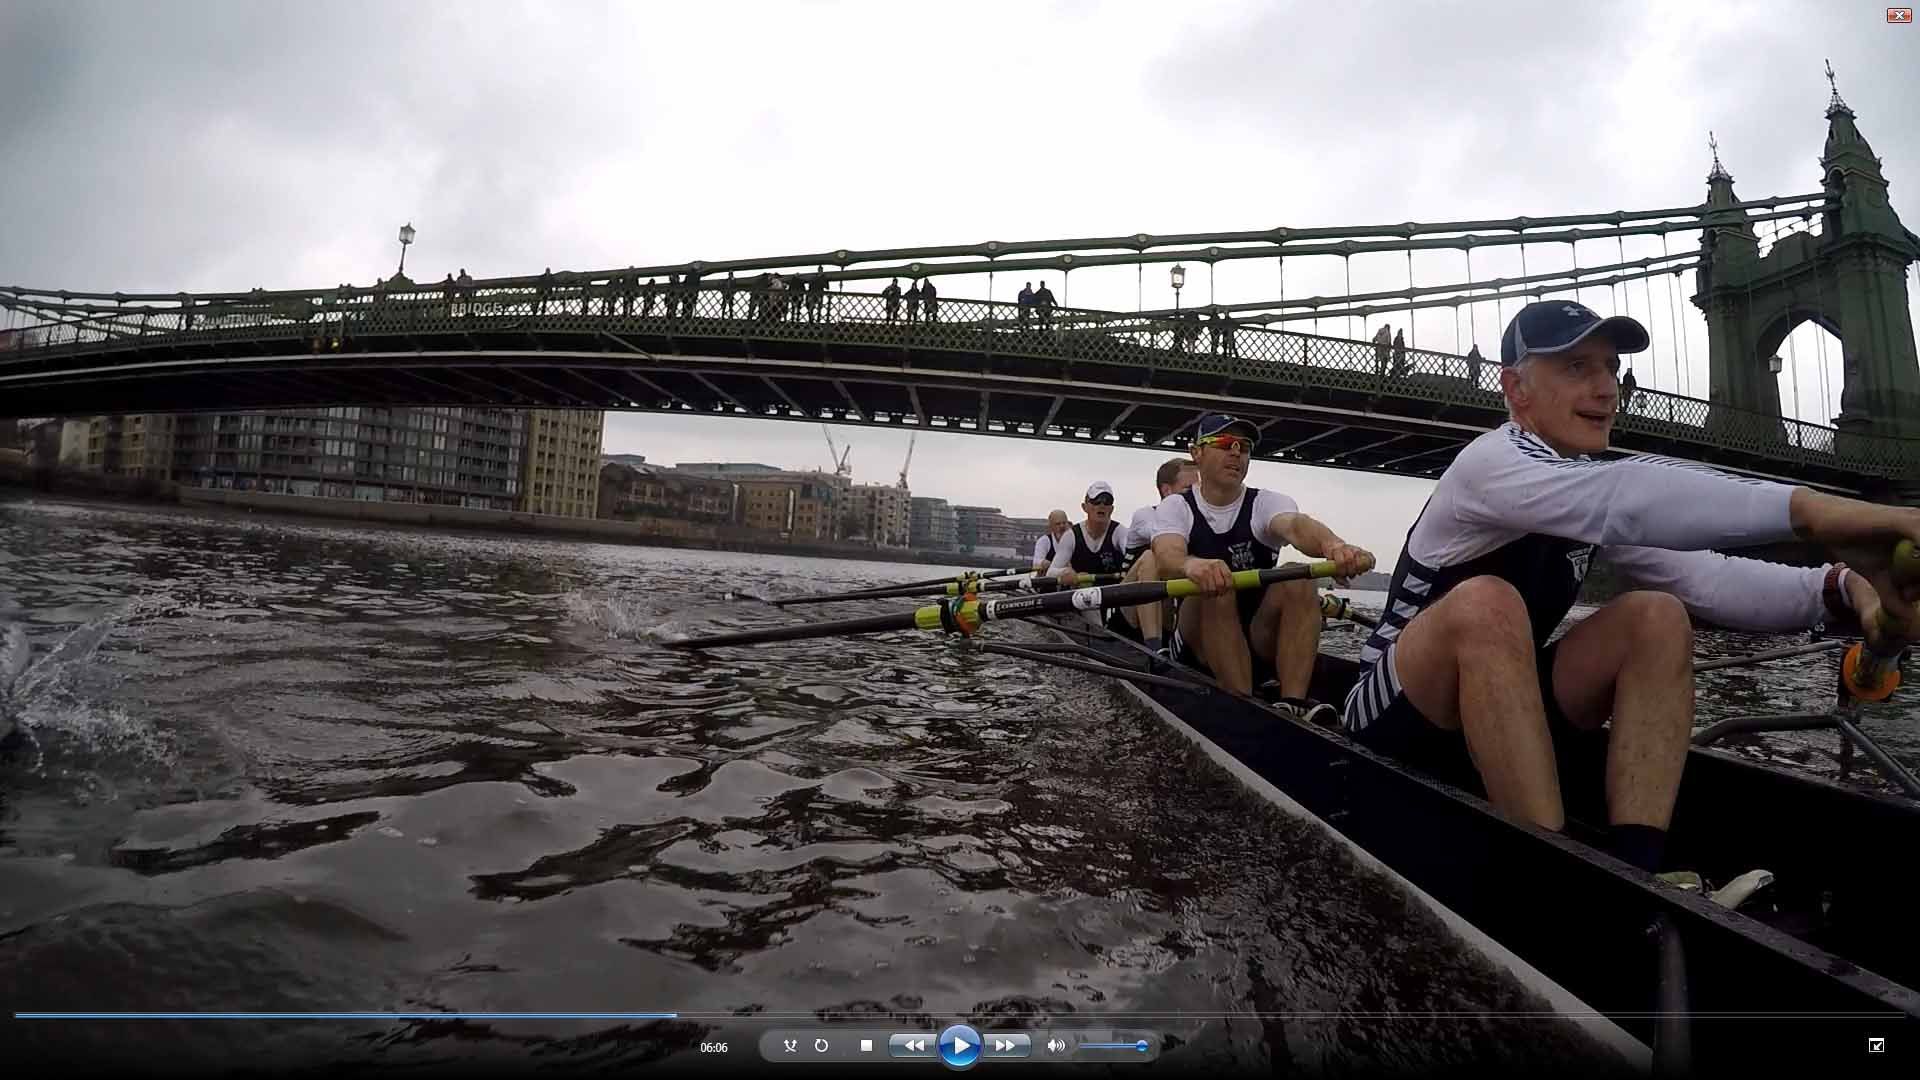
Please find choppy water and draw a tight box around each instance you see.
[0,496,1908,1076]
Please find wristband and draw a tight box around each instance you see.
[1822,563,1854,621]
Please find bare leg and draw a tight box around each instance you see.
[1122,551,1164,641]
[1177,593,1253,694]
[1548,591,1694,830]
[1247,578,1321,699]
[1391,576,1566,829]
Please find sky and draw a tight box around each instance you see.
[3,1,1917,558]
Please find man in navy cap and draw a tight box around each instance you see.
[1339,300,1920,894]
[1150,413,1376,723]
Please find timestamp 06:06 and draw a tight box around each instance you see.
[700,1041,730,1053]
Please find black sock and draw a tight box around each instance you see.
[1143,636,1162,654]
[1607,824,1668,874]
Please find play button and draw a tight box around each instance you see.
[938,1024,981,1069]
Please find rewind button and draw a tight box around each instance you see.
[983,1033,1032,1059]
[888,1033,936,1058]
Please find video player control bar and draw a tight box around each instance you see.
[756,1026,1158,1066]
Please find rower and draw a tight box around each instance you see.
[1116,457,1200,653]
[1150,414,1376,722]
[1047,482,1129,625]
[1340,300,1920,886]
[1032,510,1070,577]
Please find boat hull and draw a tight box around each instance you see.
[1083,638,1920,1068]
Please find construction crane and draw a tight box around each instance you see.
[897,432,916,491]
[820,425,852,478]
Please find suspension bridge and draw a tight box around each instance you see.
[2,79,1915,497]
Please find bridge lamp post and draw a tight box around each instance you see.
[396,222,416,277]
[1170,264,1186,312]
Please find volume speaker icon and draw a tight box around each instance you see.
[1046,1038,1068,1053]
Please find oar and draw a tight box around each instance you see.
[667,562,1336,650]
[1318,593,1380,627]
[783,572,1125,607]
[771,565,1042,607]
[1840,538,1920,702]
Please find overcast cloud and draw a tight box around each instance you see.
[3,1,1916,558]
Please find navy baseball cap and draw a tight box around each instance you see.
[1194,413,1259,445]
[1500,301,1650,367]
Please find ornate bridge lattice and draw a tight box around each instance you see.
[0,279,1905,492]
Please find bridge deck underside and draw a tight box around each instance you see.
[0,318,1871,490]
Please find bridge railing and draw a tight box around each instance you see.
[4,278,1912,477]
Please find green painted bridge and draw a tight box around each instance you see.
[0,279,1906,493]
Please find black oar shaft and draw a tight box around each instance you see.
[773,565,1038,606]
[777,572,1116,606]
[671,562,1336,650]
[664,609,923,649]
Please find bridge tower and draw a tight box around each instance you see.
[1692,71,1920,480]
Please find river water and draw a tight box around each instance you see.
[0,497,1910,1076]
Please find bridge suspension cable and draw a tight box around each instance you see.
[0,195,1828,310]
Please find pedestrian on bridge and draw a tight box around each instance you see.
[1466,343,1485,389]
[906,279,923,323]
[665,274,682,318]
[536,268,554,315]
[1392,328,1408,378]
[642,277,659,316]
[1018,282,1035,326]
[769,273,791,321]
[882,278,902,322]
[457,268,475,315]
[921,278,939,323]
[1621,367,1638,412]
[615,269,636,316]
[807,273,826,322]
[681,270,702,318]
[1372,324,1392,378]
[1220,314,1238,357]
[723,272,738,319]
[1034,281,1057,328]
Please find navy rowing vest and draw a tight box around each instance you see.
[1040,535,1057,565]
[1182,488,1279,571]
[1069,522,1123,574]
[1371,496,1593,656]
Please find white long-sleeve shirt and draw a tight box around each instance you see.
[1355,422,1832,673]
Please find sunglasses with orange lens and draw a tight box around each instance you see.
[1196,434,1253,454]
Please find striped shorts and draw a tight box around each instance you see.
[1340,638,1588,796]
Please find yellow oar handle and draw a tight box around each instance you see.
[1843,538,1918,702]
[1164,561,1339,600]
[1891,537,1920,588]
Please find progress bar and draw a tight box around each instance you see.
[15,1012,679,1021]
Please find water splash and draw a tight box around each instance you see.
[561,590,691,644]
[6,606,178,776]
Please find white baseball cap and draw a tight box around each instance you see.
[1084,481,1115,502]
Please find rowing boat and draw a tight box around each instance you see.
[1045,618,1920,1071]
[688,560,1919,1070]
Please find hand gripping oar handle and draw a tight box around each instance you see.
[669,561,1336,649]
[1841,539,1920,702]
